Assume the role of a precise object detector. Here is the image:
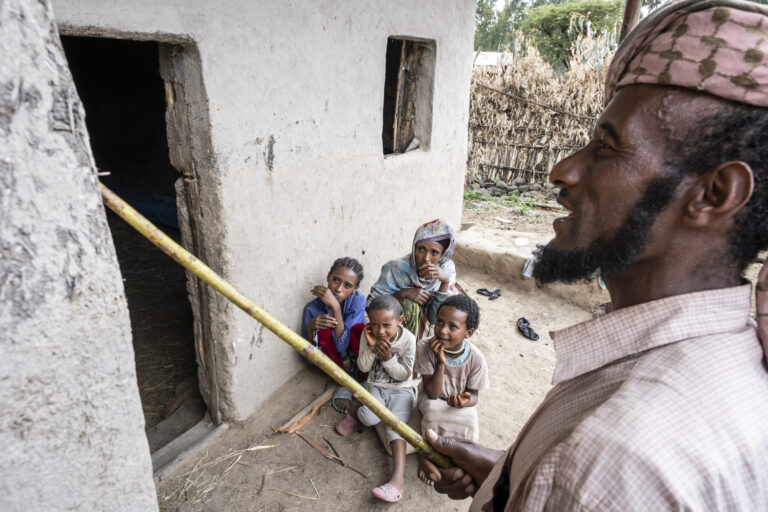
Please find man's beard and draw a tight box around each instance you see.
[533,173,683,285]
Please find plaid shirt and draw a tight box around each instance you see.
[471,284,768,511]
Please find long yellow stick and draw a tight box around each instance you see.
[99,183,451,468]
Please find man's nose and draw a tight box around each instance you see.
[549,150,583,188]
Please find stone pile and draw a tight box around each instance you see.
[470,178,560,202]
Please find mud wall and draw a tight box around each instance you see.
[0,0,157,509]
[52,0,476,421]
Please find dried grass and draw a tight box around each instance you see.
[468,33,612,185]
[160,442,278,506]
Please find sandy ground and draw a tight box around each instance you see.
[156,196,765,511]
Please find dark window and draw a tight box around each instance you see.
[382,37,435,155]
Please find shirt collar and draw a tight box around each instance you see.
[550,284,753,384]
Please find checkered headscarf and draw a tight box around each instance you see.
[605,0,768,107]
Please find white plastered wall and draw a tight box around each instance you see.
[51,0,476,421]
[0,0,157,509]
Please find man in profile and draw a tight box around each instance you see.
[421,0,768,509]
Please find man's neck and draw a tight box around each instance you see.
[604,256,741,310]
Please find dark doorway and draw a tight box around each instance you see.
[61,36,204,444]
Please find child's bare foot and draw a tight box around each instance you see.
[335,397,351,414]
[418,455,438,486]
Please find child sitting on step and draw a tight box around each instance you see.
[302,257,366,413]
[415,295,489,486]
[356,295,416,503]
[368,219,456,339]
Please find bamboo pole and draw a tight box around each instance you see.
[99,182,452,469]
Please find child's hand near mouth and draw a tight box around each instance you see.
[418,263,449,283]
[376,338,393,361]
[311,285,341,309]
[428,336,446,365]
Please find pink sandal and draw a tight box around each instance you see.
[335,413,359,436]
[371,483,402,503]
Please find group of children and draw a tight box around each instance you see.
[301,219,489,503]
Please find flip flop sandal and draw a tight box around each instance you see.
[335,413,359,436]
[371,483,402,503]
[477,288,502,300]
[517,317,539,341]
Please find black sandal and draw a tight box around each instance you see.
[517,317,539,341]
[477,288,502,300]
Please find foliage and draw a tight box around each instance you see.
[463,189,536,212]
[474,0,526,51]
[520,0,623,70]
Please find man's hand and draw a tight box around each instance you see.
[313,314,337,330]
[419,429,504,500]
[757,263,768,359]
[395,287,432,307]
[418,263,449,283]
[429,337,446,365]
[447,392,472,408]
[376,338,392,361]
[311,285,340,310]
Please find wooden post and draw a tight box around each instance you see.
[620,0,643,43]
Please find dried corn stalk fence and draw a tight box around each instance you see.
[467,35,611,187]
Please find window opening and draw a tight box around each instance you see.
[382,37,435,155]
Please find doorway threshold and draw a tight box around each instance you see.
[152,414,229,485]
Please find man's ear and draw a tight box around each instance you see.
[464,328,475,339]
[683,161,754,228]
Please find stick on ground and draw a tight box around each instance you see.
[295,432,368,480]
[275,387,334,434]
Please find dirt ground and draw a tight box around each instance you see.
[155,195,765,511]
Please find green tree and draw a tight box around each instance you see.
[474,0,526,51]
[474,0,497,51]
[520,0,624,70]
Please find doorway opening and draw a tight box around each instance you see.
[61,36,206,452]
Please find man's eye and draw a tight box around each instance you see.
[598,139,611,150]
